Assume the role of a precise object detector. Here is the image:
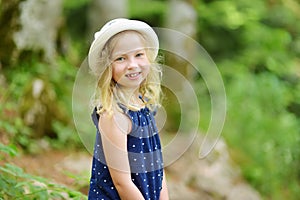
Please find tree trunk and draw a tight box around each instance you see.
[13,0,63,63]
[162,0,198,133]
[164,0,197,78]
[0,0,20,67]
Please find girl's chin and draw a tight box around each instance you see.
[116,78,145,88]
[115,81,142,90]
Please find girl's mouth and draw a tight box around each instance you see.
[126,72,141,79]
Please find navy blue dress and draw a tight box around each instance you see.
[88,105,164,200]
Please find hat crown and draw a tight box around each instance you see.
[94,18,128,40]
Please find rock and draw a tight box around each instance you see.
[227,183,261,200]
[167,181,212,200]
[164,135,261,200]
[55,152,92,174]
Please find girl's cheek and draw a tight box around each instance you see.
[142,63,151,71]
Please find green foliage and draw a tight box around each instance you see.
[63,0,90,43]
[0,143,18,158]
[196,0,300,199]
[129,0,167,26]
[50,120,82,149]
[0,145,87,200]
[2,57,83,152]
[129,0,167,16]
[0,99,34,152]
[224,72,300,197]
[63,0,91,9]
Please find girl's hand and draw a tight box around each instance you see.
[159,171,169,200]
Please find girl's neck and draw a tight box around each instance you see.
[114,85,145,110]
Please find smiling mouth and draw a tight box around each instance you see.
[125,72,141,78]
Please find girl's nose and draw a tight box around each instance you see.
[127,57,138,69]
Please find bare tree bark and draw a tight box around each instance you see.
[13,0,63,63]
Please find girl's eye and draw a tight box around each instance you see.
[136,53,144,57]
[115,57,125,62]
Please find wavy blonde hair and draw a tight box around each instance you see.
[91,30,162,115]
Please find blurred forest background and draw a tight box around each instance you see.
[1,0,300,199]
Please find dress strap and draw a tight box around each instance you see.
[91,107,99,127]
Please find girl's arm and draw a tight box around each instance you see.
[159,170,169,200]
[99,112,145,200]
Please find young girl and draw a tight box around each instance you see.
[87,18,169,200]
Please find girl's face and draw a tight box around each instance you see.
[110,31,150,90]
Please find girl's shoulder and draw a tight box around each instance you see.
[98,108,133,135]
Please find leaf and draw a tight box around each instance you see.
[0,143,19,157]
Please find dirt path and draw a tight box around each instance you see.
[7,149,92,195]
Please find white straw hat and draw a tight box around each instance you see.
[88,18,159,75]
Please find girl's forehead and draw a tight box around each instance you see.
[111,31,146,57]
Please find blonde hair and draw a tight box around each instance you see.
[91,30,162,115]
